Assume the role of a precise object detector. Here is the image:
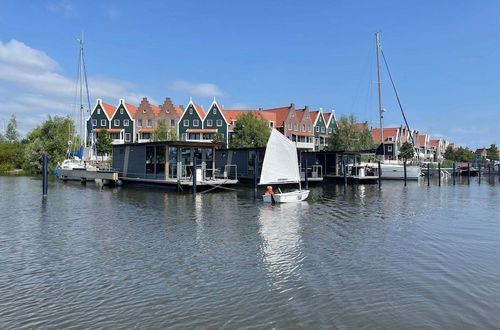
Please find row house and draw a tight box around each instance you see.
[86,99,137,145]
[430,139,445,162]
[371,127,401,160]
[134,97,183,143]
[417,134,432,161]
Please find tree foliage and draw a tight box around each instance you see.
[399,141,415,160]
[152,120,178,141]
[443,145,475,162]
[23,116,75,172]
[95,129,113,156]
[326,114,376,151]
[5,114,20,142]
[0,142,24,171]
[487,143,499,161]
[230,112,270,148]
[211,133,225,145]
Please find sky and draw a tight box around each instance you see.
[0,0,499,148]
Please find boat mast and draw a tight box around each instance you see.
[79,38,84,148]
[375,32,384,157]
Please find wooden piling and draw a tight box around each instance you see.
[427,163,430,186]
[377,160,381,188]
[453,162,456,185]
[342,159,347,187]
[403,161,407,186]
[478,163,481,184]
[467,162,470,185]
[304,159,309,189]
[192,154,197,194]
[42,155,48,196]
[438,162,441,186]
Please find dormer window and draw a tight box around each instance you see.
[232,120,237,126]
[388,137,393,142]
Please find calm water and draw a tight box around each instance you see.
[1,176,500,329]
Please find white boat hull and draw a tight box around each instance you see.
[262,190,310,203]
[380,164,421,180]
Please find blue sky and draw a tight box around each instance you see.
[0,0,499,148]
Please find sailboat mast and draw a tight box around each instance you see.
[79,38,84,147]
[375,32,384,156]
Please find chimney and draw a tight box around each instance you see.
[305,105,309,111]
[290,103,295,110]
[259,107,263,111]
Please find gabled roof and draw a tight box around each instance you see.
[310,111,319,124]
[371,127,399,143]
[430,139,441,147]
[417,135,428,147]
[173,105,184,117]
[102,103,116,119]
[222,109,277,130]
[124,103,137,117]
[263,106,291,127]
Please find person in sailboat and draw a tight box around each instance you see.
[265,186,274,195]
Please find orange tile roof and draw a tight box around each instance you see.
[430,139,440,147]
[125,103,137,117]
[150,104,161,115]
[310,111,319,123]
[295,109,306,121]
[371,128,399,143]
[292,131,314,137]
[92,128,123,133]
[173,105,184,117]
[222,109,277,130]
[193,104,205,119]
[139,128,155,133]
[418,135,427,147]
[102,103,116,118]
[263,106,290,127]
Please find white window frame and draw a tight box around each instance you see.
[193,119,200,127]
[321,127,325,133]
[315,126,319,132]
[123,119,129,126]
[170,119,175,127]
[213,107,217,114]
[207,119,213,126]
[388,137,393,141]
[302,124,306,132]
[189,108,193,115]
[138,119,142,127]
[120,108,124,114]
[308,124,312,132]
[269,121,274,128]
[125,133,131,142]
[217,119,223,127]
[114,119,120,126]
[288,123,292,130]
[294,124,298,131]
[147,119,153,128]
[97,108,101,114]
[100,119,106,126]
[183,119,189,126]
[92,119,97,127]
[388,145,393,152]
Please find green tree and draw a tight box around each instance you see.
[0,141,25,171]
[5,114,20,142]
[444,145,456,161]
[95,129,113,160]
[487,143,499,161]
[0,133,5,144]
[453,147,475,162]
[399,141,415,161]
[326,114,376,151]
[211,133,225,145]
[230,112,270,148]
[23,116,75,172]
[152,120,178,141]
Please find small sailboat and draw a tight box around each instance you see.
[260,129,310,203]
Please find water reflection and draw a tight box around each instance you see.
[258,202,309,289]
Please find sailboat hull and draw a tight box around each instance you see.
[262,190,310,203]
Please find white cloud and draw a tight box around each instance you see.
[46,1,77,18]
[0,39,149,135]
[170,80,226,97]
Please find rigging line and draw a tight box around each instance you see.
[81,42,95,153]
[380,49,419,160]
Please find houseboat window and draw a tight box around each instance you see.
[101,119,106,126]
[124,119,129,126]
[170,119,175,127]
[183,119,189,126]
[193,119,200,126]
[114,119,120,126]
[125,133,131,142]
[138,119,142,127]
[146,147,155,175]
[147,119,153,127]
[92,119,97,127]
[217,120,223,126]
[180,147,192,177]
[120,108,124,114]
[168,147,178,178]
[155,146,165,178]
[207,119,213,126]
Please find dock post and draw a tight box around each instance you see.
[342,159,347,187]
[42,155,48,197]
[478,163,481,184]
[377,160,381,188]
[467,162,470,185]
[453,162,456,185]
[304,159,309,189]
[427,163,430,186]
[192,154,197,194]
[253,152,258,191]
[403,161,407,186]
[438,162,441,186]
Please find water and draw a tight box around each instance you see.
[1,176,500,329]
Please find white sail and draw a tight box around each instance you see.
[259,129,300,185]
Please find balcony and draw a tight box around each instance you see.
[294,141,315,150]
[111,139,125,145]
